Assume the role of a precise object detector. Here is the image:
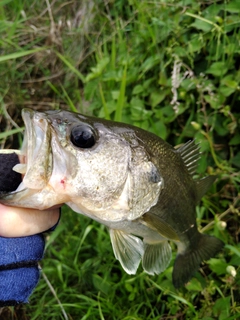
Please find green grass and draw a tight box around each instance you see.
[0,0,240,319]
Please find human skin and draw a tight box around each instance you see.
[0,204,60,237]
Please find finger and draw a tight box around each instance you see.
[0,204,60,237]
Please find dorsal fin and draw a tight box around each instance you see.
[176,140,201,176]
[195,175,217,202]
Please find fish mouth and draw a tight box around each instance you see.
[12,108,52,192]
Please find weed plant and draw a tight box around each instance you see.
[0,0,239,319]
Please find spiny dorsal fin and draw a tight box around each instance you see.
[109,229,144,275]
[195,175,217,202]
[176,140,201,176]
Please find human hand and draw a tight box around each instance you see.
[0,151,60,237]
[0,151,61,306]
[0,204,60,237]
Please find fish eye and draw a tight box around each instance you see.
[70,125,96,149]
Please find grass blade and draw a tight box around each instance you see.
[114,63,127,122]
[0,48,46,62]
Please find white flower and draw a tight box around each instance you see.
[226,266,237,277]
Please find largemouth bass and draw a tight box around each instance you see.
[0,109,224,288]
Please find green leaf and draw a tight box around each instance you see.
[191,19,213,32]
[226,0,240,13]
[128,292,136,301]
[150,90,167,108]
[160,106,176,123]
[206,62,228,77]
[188,37,203,53]
[204,93,225,109]
[98,100,117,118]
[84,79,98,100]
[180,78,196,91]
[213,297,231,319]
[103,70,120,82]
[152,120,167,140]
[130,97,152,121]
[125,283,133,292]
[158,72,168,86]
[185,278,203,292]
[225,15,240,32]
[140,55,161,76]
[230,151,240,168]
[229,133,240,146]
[221,77,238,89]
[219,77,237,95]
[132,84,144,95]
[85,57,110,82]
[174,46,188,57]
[226,244,240,259]
[111,90,120,100]
[202,3,224,17]
[208,258,228,275]
[229,254,240,266]
[219,86,235,97]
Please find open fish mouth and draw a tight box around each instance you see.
[2,109,52,192]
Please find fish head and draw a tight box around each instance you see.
[1,109,163,222]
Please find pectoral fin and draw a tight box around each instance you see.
[142,212,180,241]
[142,241,172,275]
[109,229,144,275]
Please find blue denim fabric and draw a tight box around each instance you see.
[0,234,45,306]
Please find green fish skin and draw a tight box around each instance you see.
[0,109,224,288]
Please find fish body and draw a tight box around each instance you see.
[0,109,224,287]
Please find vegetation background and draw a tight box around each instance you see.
[0,0,239,319]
